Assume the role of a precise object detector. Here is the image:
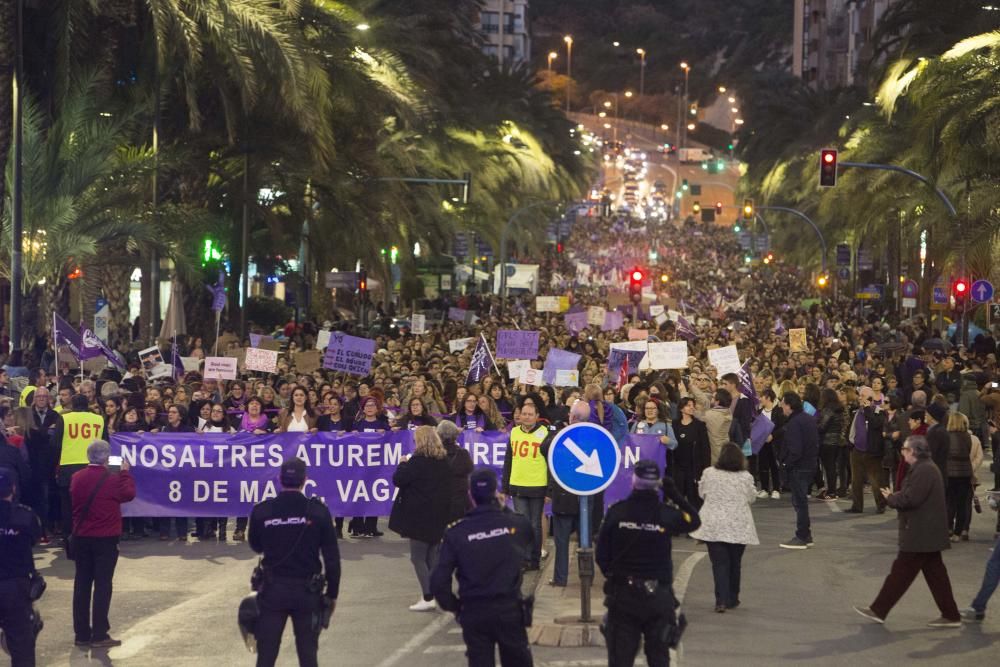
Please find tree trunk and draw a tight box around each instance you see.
[0,0,13,223]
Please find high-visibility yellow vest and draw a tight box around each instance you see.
[508,425,548,488]
[19,385,35,408]
[60,411,106,466]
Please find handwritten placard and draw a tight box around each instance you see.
[707,345,741,378]
[535,296,560,313]
[411,314,426,335]
[628,328,649,341]
[647,341,688,370]
[204,356,238,380]
[519,368,544,386]
[587,306,607,327]
[496,330,539,360]
[507,359,531,380]
[244,348,279,374]
[322,333,376,376]
[448,337,475,353]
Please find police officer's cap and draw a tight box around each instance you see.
[633,459,661,481]
[469,467,498,503]
[0,471,13,497]
[279,457,307,487]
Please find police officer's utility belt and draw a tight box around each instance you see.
[612,576,669,592]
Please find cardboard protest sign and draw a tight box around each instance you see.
[496,330,539,360]
[448,307,467,322]
[602,310,624,332]
[554,369,579,386]
[315,330,331,351]
[204,356,238,380]
[323,333,376,376]
[647,341,689,369]
[789,328,808,353]
[519,368,544,386]
[535,296,560,313]
[448,337,475,353]
[628,328,649,341]
[707,345,741,377]
[564,311,589,334]
[293,350,322,373]
[181,357,201,373]
[506,359,531,380]
[244,348,279,374]
[542,348,581,385]
[410,314,426,335]
[587,306,607,327]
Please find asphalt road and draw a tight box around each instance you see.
[28,485,1000,667]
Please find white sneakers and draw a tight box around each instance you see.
[409,599,438,612]
[756,490,770,499]
[757,490,781,499]
[771,490,780,500]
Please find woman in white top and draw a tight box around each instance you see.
[199,404,234,433]
[691,442,759,613]
[277,386,317,432]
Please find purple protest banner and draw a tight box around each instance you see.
[602,310,624,331]
[322,332,376,375]
[495,329,540,360]
[110,431,664,517]
[448,307,467,322]
[542,348,581,384]
[750,414,775,454]
[564,311,588,334]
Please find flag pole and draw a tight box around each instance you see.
[213,311,221,356]
[480,332,502,378]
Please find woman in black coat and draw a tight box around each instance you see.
[389,425,453,612]
[436,420,474,522]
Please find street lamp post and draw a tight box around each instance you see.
[636,48,646,97]
[564,35,573,113]
[10,0,24,362]
[547,51,557,75]
[679,62,691,149]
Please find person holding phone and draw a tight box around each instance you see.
[70,439,136,648]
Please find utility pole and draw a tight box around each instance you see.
[10,0,24,363]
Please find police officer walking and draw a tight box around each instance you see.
[596,460,700,667]
[0,470,43,667]
[248,458,340,667]
[431,468,534,667]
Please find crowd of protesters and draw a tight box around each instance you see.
[2,207,1000,628]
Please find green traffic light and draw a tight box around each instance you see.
[734,224,741,232]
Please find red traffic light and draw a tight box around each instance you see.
[715,201,723,215]
[954,280,968,295]
[820,148,838,187]
[631,269,643,282]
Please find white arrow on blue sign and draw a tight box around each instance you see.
[972,280,994,304]
[547,422,622,496]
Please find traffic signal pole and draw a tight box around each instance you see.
[756,206,828,273]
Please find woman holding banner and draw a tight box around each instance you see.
[276,387,317,433]
[317,394,352,433]
[389,426,452,611]
[349,396,389,538]
[452,393,494,432]
[396,398,438,431]
[238,397,273,434]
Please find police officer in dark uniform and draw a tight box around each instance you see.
[596,460,700,667]
[0,470,43,667]
[248,458,340,667]
[431,467,534,667]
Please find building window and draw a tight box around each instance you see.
[481,11,499,34]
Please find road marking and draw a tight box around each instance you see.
[542,661,646,667]
[671,551,706,666]
[423,645,465,653]
[375,611,453,667]
[826,500,843,513]
[447,627,463,634]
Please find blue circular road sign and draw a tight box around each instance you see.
[901,280,919,299]
[547,422,621,496]
[972,280,994,304]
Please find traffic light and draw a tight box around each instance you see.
[733,223,741,233]
[742,199,754,221]
[715,201,723,216]
[556,242,564,253]
[763,252,774,265]
[817,274,829,288]
[359,269,368,294]
[820,149,838,187]
[660,273,669,284]
[953,278,968,304]
[201,237,222,265]
[692,201,701,214]
[629,268,644,303]
[681,179,689,192]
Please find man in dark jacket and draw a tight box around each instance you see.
[847,386,887,514]
[0,432,30,503]
[854,435,961,627]
[925,402,951,478]
[779,392,818,550]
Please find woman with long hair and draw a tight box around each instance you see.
[102,397,123,440]
[478,394,506,431]
[389,426,453,612]
[350,396,389,537]
[276,387,317,432]
[817,388,846,500]
[691,443,759,613]
[396,397,439,431]
[945,412,974,542]
[453,392,494,431]
[239,397,273,434]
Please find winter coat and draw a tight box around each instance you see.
[886,457,950,553]
[781,410,819,472]
[958,376,986,431]
[703,407,734,465]
[945,431,973,479]
[389,454,452,544]
[818,406,846,447]
[690,467,759,545]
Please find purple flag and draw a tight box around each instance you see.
[750,414,775,454]
[676,315,697,342]
[207,271,227,312]
[542,348,582,384]
[53,313,82,359]
[171,336,186,380]
[448,307,467,322]
[81,327,126,370]
[496,330,539,360]
[466,337,492,385]
[602,310,624,332]
[737,360,759,409]
[564,311,588,334]
[607,348,646,375]
[774,317,786,335]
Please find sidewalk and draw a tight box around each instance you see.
[528,539,606,648]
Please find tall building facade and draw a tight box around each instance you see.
[793,0,898,89]
[479,0,531,65]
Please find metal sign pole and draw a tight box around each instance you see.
[578,496,593,623]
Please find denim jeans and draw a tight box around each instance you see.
[971,534,1000,612]
[706,542,746,607]
[789,470,813,542]
[551,513,578,585]
[512,495,544,566]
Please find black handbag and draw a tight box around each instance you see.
[66,471,110,561]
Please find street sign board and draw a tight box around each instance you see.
[901,280,919,299]
[932,286,949,305]
[325,272,359,290]
[855,284,884,300]
[547,423,622,496]
[972,280,994,304]
[992,304,1000,321]
[837,267,850,280]
[902,298,917,309]
[836,244,851,267]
